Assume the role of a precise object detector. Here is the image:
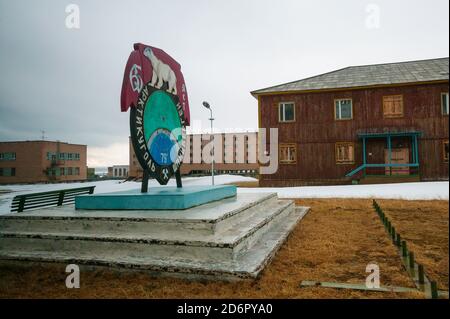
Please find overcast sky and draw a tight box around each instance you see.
[0,0,448,167]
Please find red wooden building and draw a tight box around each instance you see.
[251,57,449,186]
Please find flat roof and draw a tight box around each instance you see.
[0,140,87,146]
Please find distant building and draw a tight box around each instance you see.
[87,167,96,180]
[251,57,449,186]
[129,132,259,179]
[0,140,87,184]
[107,165,129,178]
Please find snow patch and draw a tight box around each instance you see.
[238,181,449,201]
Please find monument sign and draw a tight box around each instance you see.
[121,43,190,190]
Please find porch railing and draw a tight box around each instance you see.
[346,163,420,178]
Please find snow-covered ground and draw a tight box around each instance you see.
[239,181,449,201]
[0,175,256,214]
[0,175,447,215]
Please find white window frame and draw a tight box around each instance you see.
[442,93,449,115]
[335,99,353,120]
[278,102,295,123]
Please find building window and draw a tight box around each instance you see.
[0,152,16,161]
[74,167,80,175]
[335,99,353,120]
[444,140,449,163]
[279,144,297,164]
[0,168,15,176]
[47,152,57,161]
[442,93,449,115]
[335,142,355,164]
[278,102,295,122]
[383,95,404,118]
[68,167,73,175]
[75,153,80,160]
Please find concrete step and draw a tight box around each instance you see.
[0,199,294,263]
[0,207,309,280]
[0,193,278,237]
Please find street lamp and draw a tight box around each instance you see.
[202,101,214,185]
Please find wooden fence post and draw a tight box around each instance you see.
[418,264,425,284]
[402,241,407,257]
[409,251,415,269]
[430,281,438,299]
[396,233,401,247]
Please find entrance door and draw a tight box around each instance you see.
[384,148,409,175]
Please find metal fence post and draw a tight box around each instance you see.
[57,191,65,206]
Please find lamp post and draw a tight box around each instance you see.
[202,101,214,185]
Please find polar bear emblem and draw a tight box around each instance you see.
[143,47,177,95]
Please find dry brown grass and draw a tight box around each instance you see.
[377,199,449,290]
[0,198,426,299]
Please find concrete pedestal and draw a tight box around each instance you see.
[75,185,236,210]
[0,193,309,280]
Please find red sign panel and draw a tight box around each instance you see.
[120,43,190,126]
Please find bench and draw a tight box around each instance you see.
[11,186,95,213]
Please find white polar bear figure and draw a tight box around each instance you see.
[143,47,177,95]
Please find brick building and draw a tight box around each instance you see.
[129,132,259,178]
[107,165,129,178]
[251,57,449,186]
[0,140,87,184]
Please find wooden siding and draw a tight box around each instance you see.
[259,82,449,186]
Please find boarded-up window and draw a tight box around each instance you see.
[442,93,449,115]
[278,102,295,122]
[335,99,353,120]
[383,95,404,118]
[444,140,449,162]
[0,168,15,177]
[335,142,355,164]
[279,144,297,164]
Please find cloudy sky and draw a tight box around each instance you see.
[0,0,448,167]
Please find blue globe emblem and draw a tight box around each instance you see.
[148,129,179,166]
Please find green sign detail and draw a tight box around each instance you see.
[130,82,186,185]
[143,90,182,144]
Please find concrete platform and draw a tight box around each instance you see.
[75,185,236,210]
[0,193,309,280]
